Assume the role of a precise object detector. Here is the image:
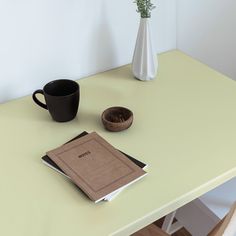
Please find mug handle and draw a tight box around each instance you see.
[32,90,48,110]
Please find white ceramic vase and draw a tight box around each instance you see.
[132,18,158,81]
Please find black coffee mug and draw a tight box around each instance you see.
[32,79,80,122]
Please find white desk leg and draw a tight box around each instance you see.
[162,211,183,234]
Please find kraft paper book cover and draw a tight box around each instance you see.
[46,132,147,203]
[42,131,147,201]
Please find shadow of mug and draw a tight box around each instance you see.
[32,79,80,122]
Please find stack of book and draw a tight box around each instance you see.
[43,131,147,203]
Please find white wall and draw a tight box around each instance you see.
[177,0,236,80]
[0,0,176,103]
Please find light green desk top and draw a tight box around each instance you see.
[1,50,236,236]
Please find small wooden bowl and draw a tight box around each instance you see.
[101,107,133,132]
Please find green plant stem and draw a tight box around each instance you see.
[134,0,156,18]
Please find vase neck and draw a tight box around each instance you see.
[140,18,149,23]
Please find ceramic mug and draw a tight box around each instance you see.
[32,79,80,122]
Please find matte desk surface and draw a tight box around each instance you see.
[1,51,236,236]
